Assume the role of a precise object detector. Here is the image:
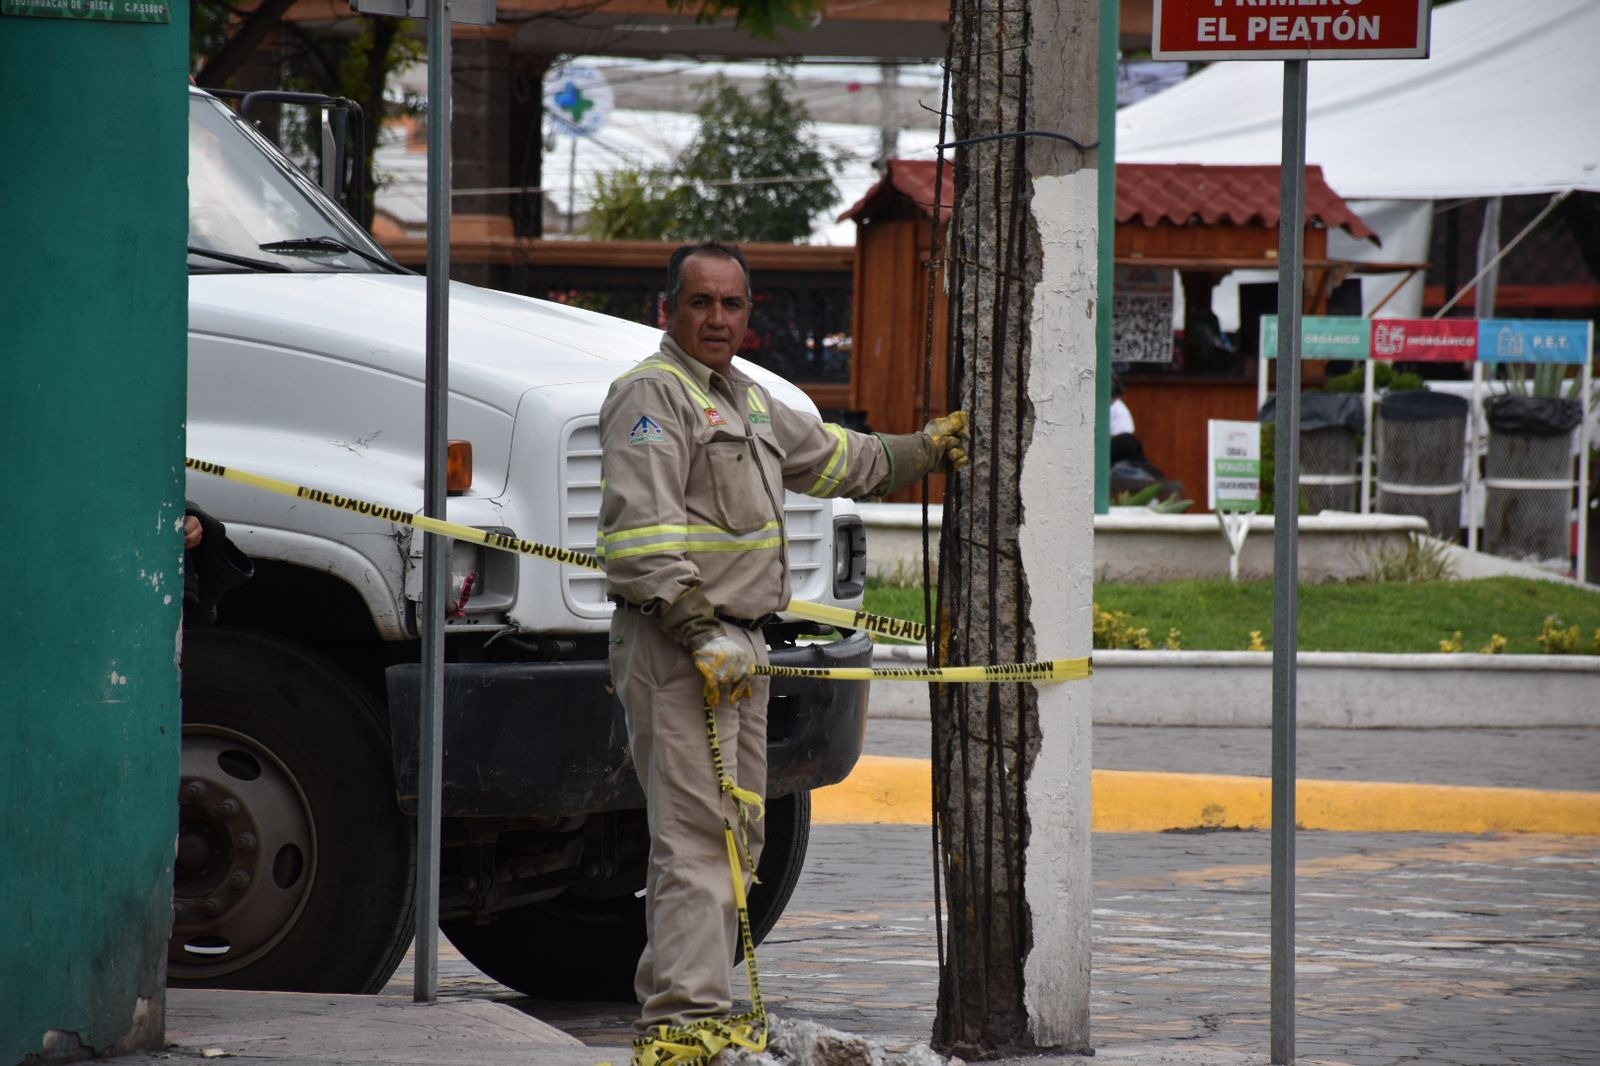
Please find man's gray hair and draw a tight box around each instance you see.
[665,241,752,308]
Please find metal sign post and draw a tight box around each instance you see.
[1270,61,1306,1064]
[1153,3,1430,1061]
[415,0,451,1005]
[352,0,496,1006]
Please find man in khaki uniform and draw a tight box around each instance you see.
[598,241,968,1036]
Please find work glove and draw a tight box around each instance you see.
[690,633,757,711]
[877,409,971,494]
[922,410,971,471]
[656,586,756,708]
[657,585,722,649]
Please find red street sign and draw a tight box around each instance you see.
[1371,318,1478,363]
[1152,0,1431,61]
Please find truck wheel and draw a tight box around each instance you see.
[170,627,416,994]
[443,790,811,1001]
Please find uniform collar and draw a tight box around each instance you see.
[660,334,749,394]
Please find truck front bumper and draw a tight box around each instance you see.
[386,630,873,818]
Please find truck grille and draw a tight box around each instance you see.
[561,417,828,617]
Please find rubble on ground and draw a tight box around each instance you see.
[725,1016,963,1066]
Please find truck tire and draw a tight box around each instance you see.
[170,627,416,994]
[442,790,811,1001]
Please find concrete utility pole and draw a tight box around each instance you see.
[932,0,1100,1056]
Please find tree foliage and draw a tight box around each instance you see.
[586,72,844,243]
[666,0,826,39]
[585,166,690,244]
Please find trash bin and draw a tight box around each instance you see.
[1259,392,1365,513]
[1375,390,1469,538]
[1482,394,1582,563]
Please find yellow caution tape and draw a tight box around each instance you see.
[185,458,600,569]
[191,455,1086,1063]
[759,658,1091,683]
[618,687,771,1066]
[186,457,1090,682]
[778,599,928,644]
[630,1012,767,1066]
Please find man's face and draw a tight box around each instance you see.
[666,254,751,375]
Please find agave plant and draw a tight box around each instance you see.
[1502,361,1583,400]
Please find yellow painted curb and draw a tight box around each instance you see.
[811,756,1600,835]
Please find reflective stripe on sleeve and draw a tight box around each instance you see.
[805,423,851,496]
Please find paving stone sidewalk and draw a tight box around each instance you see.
[502,826,1600,1066]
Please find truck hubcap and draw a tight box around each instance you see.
[171,726,317,979]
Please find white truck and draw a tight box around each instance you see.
[177,86,873,998]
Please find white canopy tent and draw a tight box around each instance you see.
[1115,0,1600,326]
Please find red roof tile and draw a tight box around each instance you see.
[841,160,1377,244]
[837,159,955,226]
[1117,163,1376,241]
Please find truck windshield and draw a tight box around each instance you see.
[188,92,397,275]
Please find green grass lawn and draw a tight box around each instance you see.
[863,576,1600,655]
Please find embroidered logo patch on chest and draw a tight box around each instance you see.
[629,415,665,445]
[705,407,727,427]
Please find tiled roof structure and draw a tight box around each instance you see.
[841,159,1378,243]
[837,158,956,225]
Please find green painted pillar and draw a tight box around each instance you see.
[0,5,189,1061]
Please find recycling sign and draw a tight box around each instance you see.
[544,65,613,139]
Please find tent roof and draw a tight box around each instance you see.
[841,160,1377,242]
[1116,0,1600,200]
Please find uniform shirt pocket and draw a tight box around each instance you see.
[704,435,778,534]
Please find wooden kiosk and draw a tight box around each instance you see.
[839,161,1382,507]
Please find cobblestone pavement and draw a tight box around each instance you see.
[411,826,1599,1065]
[758,827,1600,1065]
[391,725,1600,1064]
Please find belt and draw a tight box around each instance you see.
[608,596,774,631]
[716,612,777,631]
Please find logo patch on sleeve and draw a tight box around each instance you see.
[629,415,665,445]
[704,407,727,427]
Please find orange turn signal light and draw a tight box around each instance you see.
[447,440,473,495]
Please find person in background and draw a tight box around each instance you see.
[1110,375,1136,440]
[183,501,254,626]
[1109,375,1185,503]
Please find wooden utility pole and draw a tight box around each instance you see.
[932,0,1100,1057]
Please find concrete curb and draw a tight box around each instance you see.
[858,503,1584,586]
[814,756,1600,834]
[866,647,1600,728]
